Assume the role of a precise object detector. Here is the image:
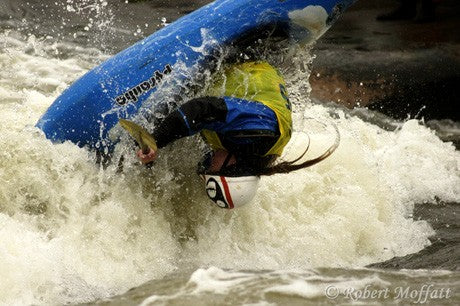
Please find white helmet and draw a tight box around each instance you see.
[203,175,260,209]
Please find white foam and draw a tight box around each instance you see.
[182,107,456,270]
[188,267,255,294]
[0,32,181,305]
[265,279,324,299]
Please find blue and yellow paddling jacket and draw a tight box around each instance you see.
[202,61,292,156]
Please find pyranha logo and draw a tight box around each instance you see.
[115,64,172,105]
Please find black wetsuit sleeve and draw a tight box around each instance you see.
[152,96,228,148]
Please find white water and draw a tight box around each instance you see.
[0,30,459,305]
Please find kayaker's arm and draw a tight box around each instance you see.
[153,97,228,148]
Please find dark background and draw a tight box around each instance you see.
[311,0,460,121]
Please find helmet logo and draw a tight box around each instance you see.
[206,179,217,198]
[205,177,230,208]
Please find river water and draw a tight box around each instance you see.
[0,0,459,305]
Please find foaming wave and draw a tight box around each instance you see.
[0,33,181,305]
[181,105,458,270]
[135,266,457,305]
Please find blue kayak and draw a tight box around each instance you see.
[37,0,355,150]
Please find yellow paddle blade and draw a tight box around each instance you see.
[119,119,158,152]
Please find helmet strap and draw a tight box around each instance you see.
[221,152,234,171]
